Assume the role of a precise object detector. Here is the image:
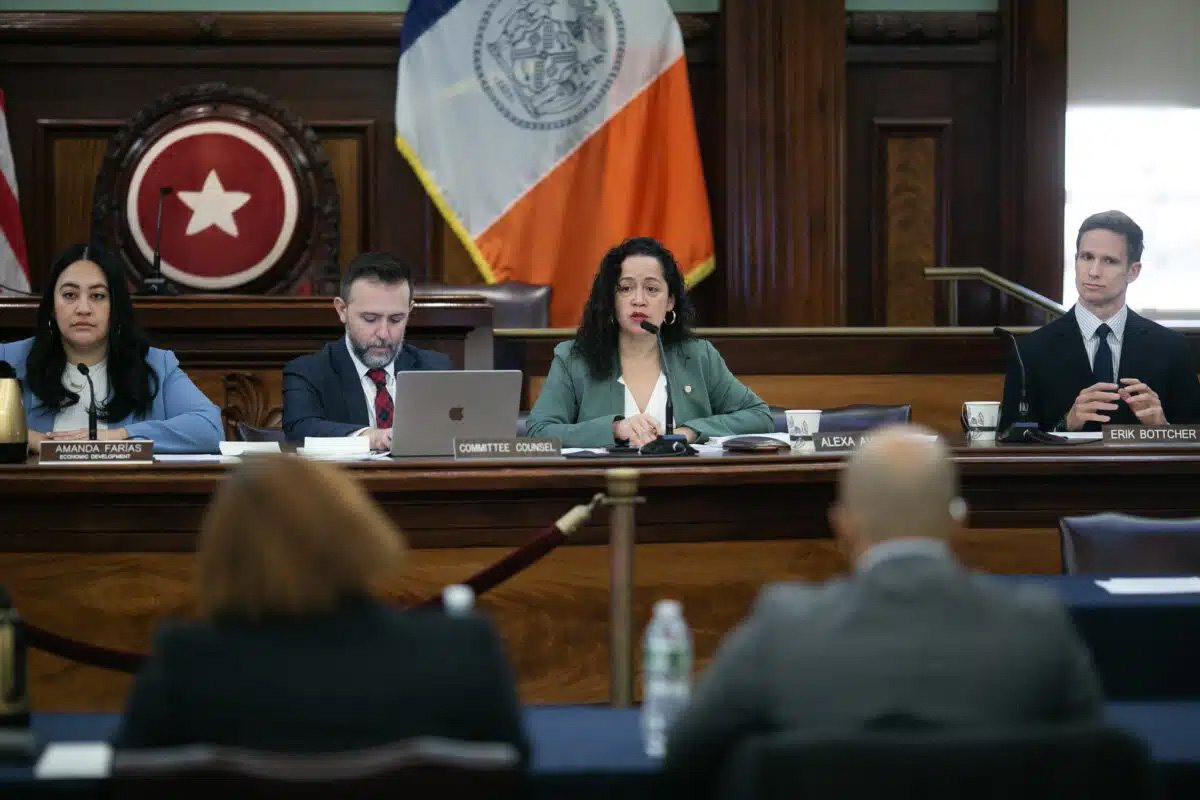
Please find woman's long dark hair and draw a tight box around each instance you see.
[574,237,696,381]
[26,244,159,421]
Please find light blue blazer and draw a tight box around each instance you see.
[0,337,223,454]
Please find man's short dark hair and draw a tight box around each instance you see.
[339,252,414,301]
[1076,210,1144,264]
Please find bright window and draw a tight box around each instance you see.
[1064,107,1200,321]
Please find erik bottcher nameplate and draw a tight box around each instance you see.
[453,437,562,460]
[40,440,154,463]
[1103,425,1200,444]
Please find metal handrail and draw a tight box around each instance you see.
[923,267,1066,325]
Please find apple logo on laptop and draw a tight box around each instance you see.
[449,406,464,422]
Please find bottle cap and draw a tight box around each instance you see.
[443,584,475,615]
[654,599,682,618]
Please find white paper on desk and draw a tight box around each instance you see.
[296,449,391,462]
[302,436,369,453]
[34,742,113,779]
[1095,577,1200,594]
[154,454,240,464]
[563,448,608,455]
[219,441,281,456]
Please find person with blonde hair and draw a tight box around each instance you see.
[115,454,528,760]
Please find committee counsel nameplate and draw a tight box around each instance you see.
[40,440,154,464]
[453,437,562,460]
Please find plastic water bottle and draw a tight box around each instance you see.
[442,584,475,616]
[641,599,692,758]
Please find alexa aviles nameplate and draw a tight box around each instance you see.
[39,440,154,463]
[813,431,872,452]
[452,437,562,460]
[1103,425,1200,444]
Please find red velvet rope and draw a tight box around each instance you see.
[22,523,570,674]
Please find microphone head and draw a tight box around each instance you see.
[639,320,660,335]
[159,186,173,197]
[76,363,89,377]
[992,326,1008,337]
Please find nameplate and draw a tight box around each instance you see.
[813,431,872,452]
[40,440,154,463]
[1103,425,1200,444]
[453,437,562,460]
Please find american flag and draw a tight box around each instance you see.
[0,90,31,296]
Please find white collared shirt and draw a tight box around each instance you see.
[1074,303,1127,378]
[618,371,668,433]
[54,360,110,433]
[345,336,395,431]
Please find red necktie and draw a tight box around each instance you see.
[366,368,393,430]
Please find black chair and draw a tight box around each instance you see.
[819,403,912,433]
[714,723,1153,800]
[234,422,287,444]
[111,738,524,800]
[1060,512,1200,575]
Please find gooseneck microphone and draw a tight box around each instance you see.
[77,363,98,441]
[640,319,675,434]
[140,186,173,295]
[993,327,1054,443]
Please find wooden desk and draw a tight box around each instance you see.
[3,442,1199,711]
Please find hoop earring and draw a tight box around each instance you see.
[665,310,677,325]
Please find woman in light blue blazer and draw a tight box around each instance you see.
[0,244,222,454]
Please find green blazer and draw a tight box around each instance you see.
[526,338,774,447]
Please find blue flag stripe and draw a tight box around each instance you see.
[400,0,465,56]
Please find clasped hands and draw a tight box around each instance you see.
[612,413,697,448]
[1066,378,1165,430]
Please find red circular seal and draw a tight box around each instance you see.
[125,119,299,290]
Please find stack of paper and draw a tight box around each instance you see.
[297,437,382,461]
[219,441,282,456]
[1095,577,1200,594]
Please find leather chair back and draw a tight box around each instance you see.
[414,281,551,329]
[819,404,913,433]
[111,738,523,800]
[1060,513,1200,575]
[712,723,1152,800]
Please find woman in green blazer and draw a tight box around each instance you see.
[526,237,774,448]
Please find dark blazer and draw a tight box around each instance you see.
[999,308,1200,433]
[114,596,529,763]
[666,553,1102,798]
[282,339,452,440]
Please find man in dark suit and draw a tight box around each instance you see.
[283,253,451,449]
[999,210,1200,435]
[666,426,1102,795]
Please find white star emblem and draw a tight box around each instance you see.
[176,170,251,237]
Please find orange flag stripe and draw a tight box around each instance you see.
[475,57,714,328]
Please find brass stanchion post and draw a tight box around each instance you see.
[605,467,640,707]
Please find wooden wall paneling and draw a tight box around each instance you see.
[1000,0,1069,319]
[721,0,846,327]
[846,12,1001,327]
[313,119,375,271]
[873,120,951,326]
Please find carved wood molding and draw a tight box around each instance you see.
[846,12,999,45]
[0,11,716,46]
[221,371,282,435]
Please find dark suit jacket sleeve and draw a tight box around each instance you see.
[1163,334,1200,425]
[113,630,178,748]
[1043,597,1105,721]
[665,609,768,798]
[459,617,531,768]
[282,358,362,440]
[415,348,453,370]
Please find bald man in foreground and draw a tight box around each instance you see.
[666,426,1102,788]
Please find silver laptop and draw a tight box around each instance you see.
[390,370,523,457]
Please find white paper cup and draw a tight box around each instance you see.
[962,401,1000,442]
[786,410,822,441]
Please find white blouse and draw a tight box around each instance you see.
[618,372,669,433]
[54,360,110,433]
